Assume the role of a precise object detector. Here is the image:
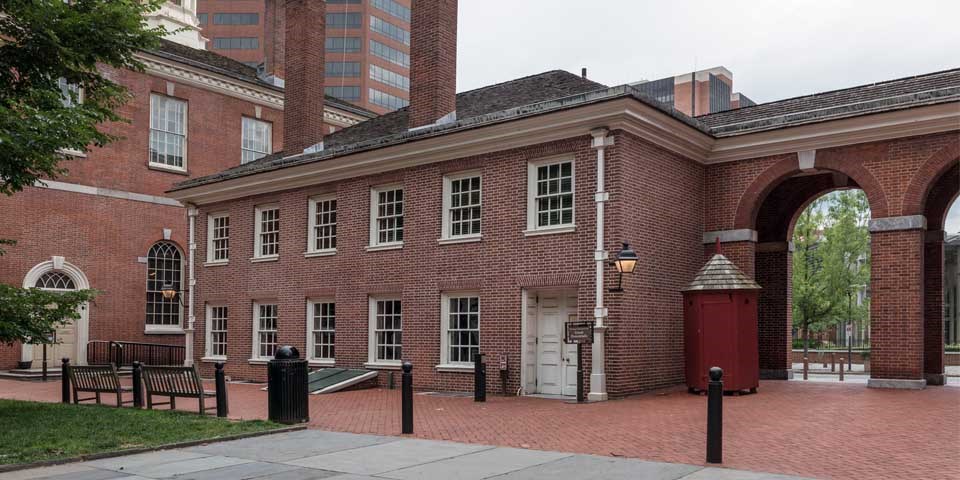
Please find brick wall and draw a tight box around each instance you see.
[0,65,284,369]
[870,229,925,379]
[408,0,457,128]
[282,0,325,155]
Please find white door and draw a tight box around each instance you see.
[523,291,538,394]
[562,315,579,397]
[532,291,578,396]
[29,271,80,364]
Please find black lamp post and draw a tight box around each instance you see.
[608,242,638,293]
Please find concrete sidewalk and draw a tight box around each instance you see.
[2,430,810,480]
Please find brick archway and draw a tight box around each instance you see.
[902,142,960,218]
[733,153,889,231]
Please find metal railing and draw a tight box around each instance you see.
[86,340,185,367]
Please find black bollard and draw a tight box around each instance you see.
[42,344,48,382]
[61,358,70,404]
[706,367,723,464]
[132,361,143,408]
[473,353,486,402]
[401,361,413,434]
[215,362,229,417]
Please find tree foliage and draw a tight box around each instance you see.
[0,0,167,195]
[0,0,166,344]
[792,190,871,349]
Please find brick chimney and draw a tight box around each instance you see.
[282,0,325,155]
[263,0,285,82]
[408,0,458,130]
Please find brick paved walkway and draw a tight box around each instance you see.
[1,379,957,480]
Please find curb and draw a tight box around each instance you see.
[0,424,307,473]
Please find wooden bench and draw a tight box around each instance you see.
[68,364,133,407]
[141,365,215,415]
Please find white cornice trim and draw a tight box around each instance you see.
[136,53,366,128]
[169,96,959,206]
[35,180,182,207]
[706,102,959,163]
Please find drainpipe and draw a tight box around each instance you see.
[185,205,198,367]
[589,128,613,402]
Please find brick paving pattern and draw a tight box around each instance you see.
[1,379,957,480]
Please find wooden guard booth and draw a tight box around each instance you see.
[682,253,762,394]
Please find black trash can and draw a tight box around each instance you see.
[267,346,309,424]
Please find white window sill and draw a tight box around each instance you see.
[250,255,279,263]
[435,364,475,373]
[248,358,273,365]
[308,359,336,367]
[438,235,482,245]
[144,327,185,335]
[147,163,188,175]
[365,243,403,252]
[363,361,402,370]
[304,249,337,258]
[523,225,577,237]
[204,261,229,267]
[58,148,87,158]
[201,356,227,363]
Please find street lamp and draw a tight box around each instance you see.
[160,282,184,306]
[608,242,638,293]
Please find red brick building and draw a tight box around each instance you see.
[197,0,412,115]
[169,0,959,397]
[0,35,374,373]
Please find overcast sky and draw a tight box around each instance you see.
[457,0,960,232]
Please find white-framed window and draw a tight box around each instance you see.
[205,305,228,359]
[253,204,280,259]
[368,185,404,249]
[440,293,480,366]
[441,173,481,241]
[308,196,337,254]
[307,300,335,362]
[252,303,278,359]
[58,77,82,107]
[149,94,187,171]
[145,241,183,331]
[368,297,402,365]
[527,157,575,232]
[241,117,272,164]
[206,213,230,263]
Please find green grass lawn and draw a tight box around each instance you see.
[0,399,280,465]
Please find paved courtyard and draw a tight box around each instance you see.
[1,379,957,480]
[1,429,808,480]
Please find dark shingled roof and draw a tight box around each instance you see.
[149,39,377,119]
[171,67,960,192]
[698,68,960,137]
[682,254,762,292]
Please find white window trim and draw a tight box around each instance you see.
[306,299,336,366]
[366,296,402,367]
[525,156,576,235]
[437,292,480,369]
[148,93,188,173]
[251,302,279,361]
[307,195,337,256]
[367,184,404,250]
[252,203,280,261]
[440,171,482,243]
[204,304,228,360]
[206,212,229,264]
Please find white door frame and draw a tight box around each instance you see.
[520,287,577,396]
[21,257,90,366]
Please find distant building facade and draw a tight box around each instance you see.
[632,66,755,116]
[197,0,412,114]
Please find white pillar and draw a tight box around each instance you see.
[589,128,613,402]
[184,205,198,367]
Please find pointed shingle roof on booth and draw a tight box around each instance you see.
[682,254,762,291]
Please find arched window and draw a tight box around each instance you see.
[146,241,183,328]
[35,271,76,290]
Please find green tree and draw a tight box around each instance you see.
[0,1,166,346]
[820,190,871,345]
[792,197,833,356]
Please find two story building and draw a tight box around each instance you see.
[169,0,959,397]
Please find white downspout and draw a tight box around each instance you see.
[185,205,198,367]
[589,128,613,402]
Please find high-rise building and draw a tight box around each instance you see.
[197,0,411,114]
[631,66,756,116]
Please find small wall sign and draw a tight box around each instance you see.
[564,320,595,344]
